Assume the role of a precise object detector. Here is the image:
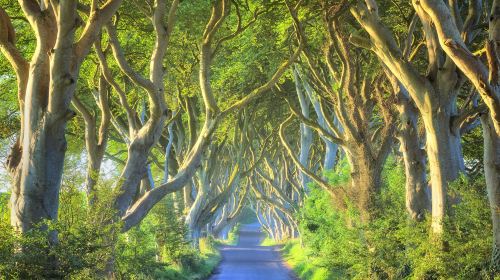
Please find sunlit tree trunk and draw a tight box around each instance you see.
[72,75,111,204]
[298,67,339,171]
[423,102,463,233]
[351,1,466,234]
[396,99,430,220]
[3,1,121,237]
[106,0,179,219]
[186,167,208,246]
[481,113,500,271]
[184,179,195,211]
[410,0,500,256]
[294,68,312,190]
[345,145,384,222]
[387,74,431,220]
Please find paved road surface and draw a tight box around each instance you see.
[209,223,297,280]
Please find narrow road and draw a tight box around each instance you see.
[209,223,296,280]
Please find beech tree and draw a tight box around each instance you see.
[351,0,472,234]
[72,73,111,203]
[410,0,499,265]
[281,2,396,222]
[93,0,301,232]
[0,0,121,237]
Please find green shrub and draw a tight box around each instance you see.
[293,158,494,279]
[0,184,220,280]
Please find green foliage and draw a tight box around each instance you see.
[216,223,241,246]
[290,159,495,280]
[226,225,240,245]
[0,0,494,279]
[0,184,120,279]
[323,158,351,187]
[260,234,285,246]
[115,196,220,280]
[281,240,335,280]
[462,125,484,177]
[0,184,221,280]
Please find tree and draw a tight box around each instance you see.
[283,1,396,221]
[106,0,301,232]
[351,0,469,234]
[0,0,121,242]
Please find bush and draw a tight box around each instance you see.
[0,184,220,280]
[293,158,495,279]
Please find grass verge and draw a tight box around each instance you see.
[150,237,222,280]
[279,239,333,280]
[214,224,240,246]
[260,236,285,246]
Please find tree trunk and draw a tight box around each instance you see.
[2,2,122,277]
[114,137,160,217]
[350,163,380,222]
[191,226,201,249]
[85,155,104,203]
[345,144,384,223]
[186,169,208,246]
[349,0,465,236]
[423,104,463,234]
[397,99,430,220]
[297,66,340,171]
[306,83,339,171]
[294,68,312,190]
[324,141,338,171]
[10,66,78,239]
[184,179,195,210]
[481,113,500,271]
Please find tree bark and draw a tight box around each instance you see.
[294,68,313,190]
[397,103,430,220]
[72,75,111,204]
[298,67,340,171]
[481,113,500,271]
[185,168,208,246]
[345,145,383,222]
[416,0,500,135]
[389,75,431,220]
[423,103,463,233]
[8,0,121,235]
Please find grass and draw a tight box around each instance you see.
[214,223,240,246]
[193,226,241,279]
[182,237,221,280]
[142,247,221,280]
[150,237,223,280]
[185,253,220,280]
[279,239,334,280]
[260,235,332,279]
[260,236,285,246]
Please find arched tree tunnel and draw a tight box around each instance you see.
[0,0,498,279]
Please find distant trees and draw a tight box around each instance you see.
[117,0,300,234]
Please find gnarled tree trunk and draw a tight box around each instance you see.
[423,102,463,233]
[481,113,500,271]
[397,101,430,220]
[4,0,121,236]
[345,144,384,222]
